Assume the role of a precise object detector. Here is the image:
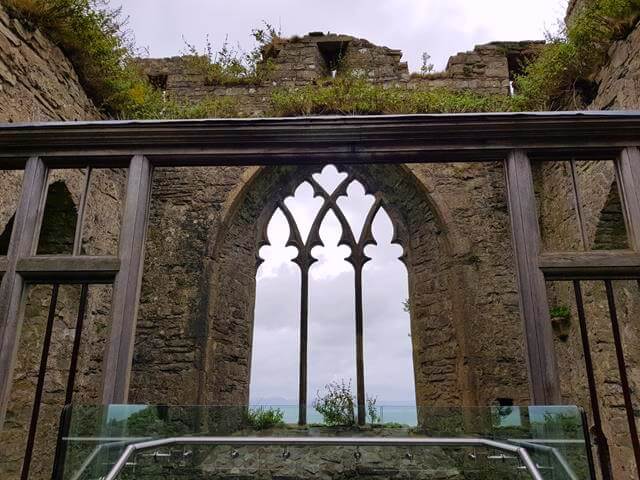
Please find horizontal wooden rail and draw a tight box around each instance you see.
[0,112,638,166]
[16,256,120,283]
[539,251,640,279]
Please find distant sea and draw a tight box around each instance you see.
[249,404,418,426]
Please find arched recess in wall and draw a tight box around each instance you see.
[593,180,628,250]
[38,180,78,254]
[0,180,78,255]
[199,163,477,409]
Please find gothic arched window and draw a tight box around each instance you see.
[250,165,415,425]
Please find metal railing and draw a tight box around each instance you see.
[100,435,555,480]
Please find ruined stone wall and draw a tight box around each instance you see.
[530,8,640,476]
[2,2,640,478]
[588,19,640,110]
[0,5,122,479]
[127,160,529,414]
[0,5,100,122]
[137,35,537,116]
[126,34,534,412]
[534,158,640,480]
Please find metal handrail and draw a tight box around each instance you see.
[67,438,152,480]
[509,439,579,480]
[101,436,545,480]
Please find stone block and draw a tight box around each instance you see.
[0,21,21,47]
[0,57,16,86]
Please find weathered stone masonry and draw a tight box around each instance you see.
[1,2,640,479]
[138,33,542,116]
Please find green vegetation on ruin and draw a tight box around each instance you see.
[514,0,640,110]
[4,0,640,118]
[270,77,515,116]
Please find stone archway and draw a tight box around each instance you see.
[199,163,479,410]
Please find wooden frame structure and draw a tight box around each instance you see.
[1,111,640,435]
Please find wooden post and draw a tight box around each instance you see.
[101,155,153,404]
[0,157,48,427]
[615,147,640,251]
[504,150,561,404]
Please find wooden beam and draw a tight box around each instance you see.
[0,257,7,274]
[101,155,153,404]
[616,147,640,251]
[0,157,48,427]
[16,255,119,283]
[0,112,638,164]
[505,150,561,404]
[540,251,640,279]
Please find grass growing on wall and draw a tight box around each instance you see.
[3,0,640,118]
[2,0,240,118]
[514,0,640,110]
[270,77,515,116]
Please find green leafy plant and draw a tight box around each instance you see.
[550,305,572,342]
[246,407,285,430]
[314,379,356,426]
[382,422,404,428]
[182,22,280,85]
[549,305,571,319]
[3,0,150,116]
[367,396,381,424]
[514,0,640,110]
[420,51,435,74]
[313,379,381,426]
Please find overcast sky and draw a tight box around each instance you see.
[250,166,414,405]
[112,0,567,71]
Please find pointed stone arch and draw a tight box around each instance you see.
[198,163,478,411]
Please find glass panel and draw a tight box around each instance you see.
[80,168,126,256]
[0,169,24,256]
[56,405,592,480]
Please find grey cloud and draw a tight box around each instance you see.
[112,0,563,71]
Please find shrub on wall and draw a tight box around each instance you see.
[514,0,640,110]
[3,0,144,115]
[246,407,286,430]
[3,0,241,118]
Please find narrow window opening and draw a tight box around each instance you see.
[317,41,349,78]
[148,74,168,91]
[37,181,78,255]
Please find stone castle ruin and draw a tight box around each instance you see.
[0,1,640,479]
[138,33,541,116]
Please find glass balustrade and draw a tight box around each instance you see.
[54,405,593,480]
